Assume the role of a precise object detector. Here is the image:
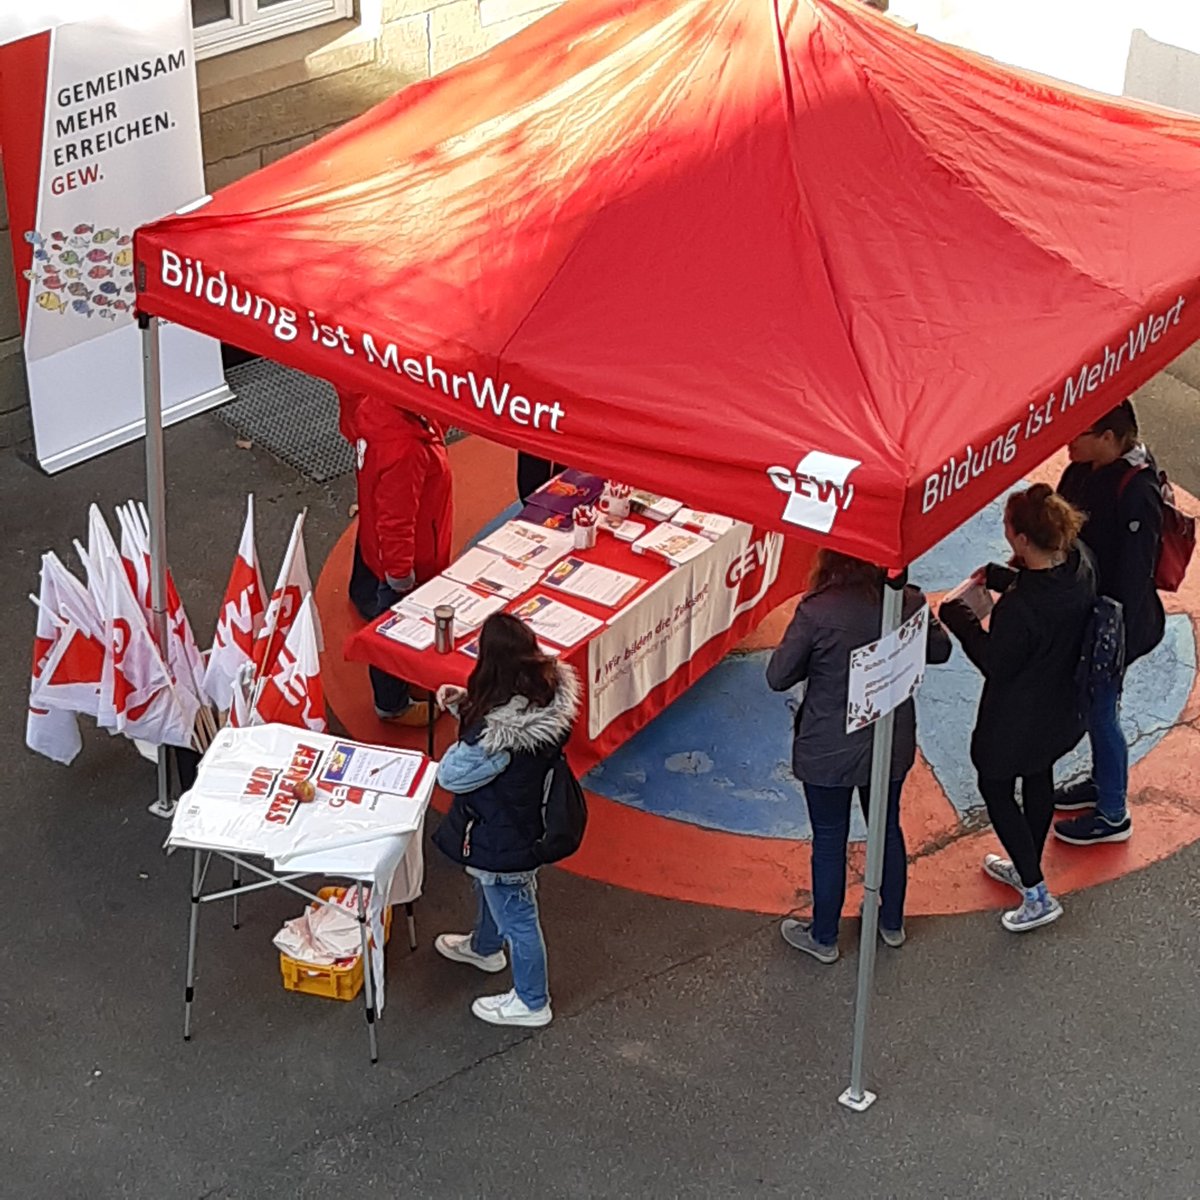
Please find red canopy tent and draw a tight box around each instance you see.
[131,0,1200,1107]
[135,0,1200,568]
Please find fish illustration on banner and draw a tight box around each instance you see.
[22,224,135,323]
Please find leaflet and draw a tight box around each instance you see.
[509,594,603,648]
[543,556,640,608]
[397,576,507,631]
[631,523,711,566]
[320,741,425,797]
[671,507,736,541]
[375,613,436,650]
[478,520,575,567]
[629,490,683,521]
[443,546,543,599]
[460,635,559,660]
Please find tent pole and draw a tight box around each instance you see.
[839,573,905,1113]
[139,312,174,819]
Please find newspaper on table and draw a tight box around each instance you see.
[396,576,507,631]
[376,612,436,650]
[631,523,711,566]
[509,594,603,648]
[168,725,432,860]
[543,556,641,608]
[478,520,574,568]
[443,546,544,599]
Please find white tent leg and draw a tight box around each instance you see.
[839,578,905,1113]
[139,313,174,819]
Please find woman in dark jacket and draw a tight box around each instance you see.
[432,613,579,1028]
[766,551,952,963]
[940,484,1095,934]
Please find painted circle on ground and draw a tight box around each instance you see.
[317,439,1200,916]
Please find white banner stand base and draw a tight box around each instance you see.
[838,1087,877,1113]
[148,795,177,820]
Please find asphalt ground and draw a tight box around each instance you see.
[2,369,1199,1199]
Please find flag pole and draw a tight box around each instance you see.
[139,312,174,819]
[839,567,907,1112]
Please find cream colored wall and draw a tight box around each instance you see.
[0,0,560,452]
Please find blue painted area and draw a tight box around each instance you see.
[916,614,1195,813]
[910,494,1010,592]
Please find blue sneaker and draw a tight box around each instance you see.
[1001,889,1063,933]
[1053,811,1132,845]
[1054,779,1098,812]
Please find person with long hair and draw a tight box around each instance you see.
[432,612,579,1028]
[766,551,951,963]
[940,484,1095,932]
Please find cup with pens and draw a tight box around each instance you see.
[597,482,632,527]
[573,505,598,549]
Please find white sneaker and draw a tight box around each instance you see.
[434,933,507,973]
[982,854,1024,894]
[471,989,553,1028]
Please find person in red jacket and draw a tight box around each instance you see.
[340,389,454,724]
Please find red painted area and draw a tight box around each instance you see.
[318,441,1200,916]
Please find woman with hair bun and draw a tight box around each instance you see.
[940,484,1095,933]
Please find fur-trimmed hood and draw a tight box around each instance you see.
[477,662,580,755]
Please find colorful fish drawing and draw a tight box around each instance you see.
[33,248,49,262]
[67,282,90,297]
[71,299,92,315]
[64,268,81,279]
[22,269,34,281]
[114,247,133,267]
[59,250,80,265]
[99,281,119,294]
[36,293,67,313]
[123,283,134,294]
[88,266,113,279]
[113,300,129,312]
[50,230,66,242]
[85,248,111,263]
[117,235,131,245]
[42,276,65,290]
[92,229,119,243]
[73,223,93,235]
[23,230,44,247]
[93,294,110,306]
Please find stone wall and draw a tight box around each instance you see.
[0,0,559,454]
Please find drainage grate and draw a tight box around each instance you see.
[218,359,469,484]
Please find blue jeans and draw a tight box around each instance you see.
[803,778,907,947]
[1087,677,1128,822]
[467,869,549,1009]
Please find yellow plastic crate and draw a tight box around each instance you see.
[279,886,392,1002]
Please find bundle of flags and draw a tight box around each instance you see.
[26,497,326,767]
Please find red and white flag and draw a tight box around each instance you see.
[26,556,86,765]
[254,594,326,732]
[204,495,266,709]
[29,553,106,719]
[253,511,323,680]
[99,569,198,748]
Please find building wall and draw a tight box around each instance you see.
[0,0,559,454]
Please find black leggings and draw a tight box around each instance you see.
[977,769,1055,889]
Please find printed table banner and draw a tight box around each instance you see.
[587,523,783,739]
[0,1,230,472]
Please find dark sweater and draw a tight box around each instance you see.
[940,547,1095,779]
[1058,447,1164,664]
[766,584,952,787]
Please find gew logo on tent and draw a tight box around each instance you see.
[767,452,860,533]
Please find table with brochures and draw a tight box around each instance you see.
[345,479,809,771]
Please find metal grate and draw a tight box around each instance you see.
[218,359,468,484]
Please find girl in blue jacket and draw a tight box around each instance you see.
[433,613,579,1028]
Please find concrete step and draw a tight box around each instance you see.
[1133,361,1200,497]
[1165,338,1200,391]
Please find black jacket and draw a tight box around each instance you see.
[1058,447,1164,664]
[433,663,579,872]
[766,584,952,787]
[940,547,1095,779]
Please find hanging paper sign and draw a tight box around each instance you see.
[846,604,928,733]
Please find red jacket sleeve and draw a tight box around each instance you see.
[371,442,425,584]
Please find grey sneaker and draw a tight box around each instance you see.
[780,918,839,963]
[434,933,507,973]
[982,854,1024,894]
[879,925,906,948]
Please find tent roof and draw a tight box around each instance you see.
[135,0,1200,566]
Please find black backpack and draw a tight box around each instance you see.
[1075,596,1125,714]
[533,753,588,864]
